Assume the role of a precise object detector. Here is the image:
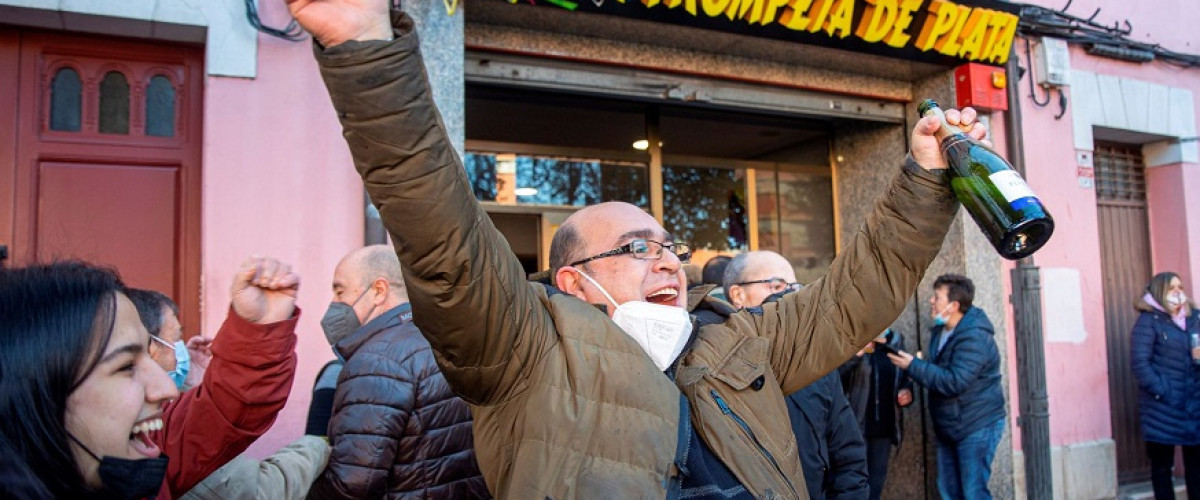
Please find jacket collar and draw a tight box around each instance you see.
[931,307,993,360]
[334,303,412,360]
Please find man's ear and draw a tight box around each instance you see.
[949,301,962,315]
[554,268,588,301]
[371,277,389,305]
[727,284,745,309]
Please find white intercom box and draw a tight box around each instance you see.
[1034,37,1071,87]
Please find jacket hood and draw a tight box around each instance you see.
[943,306,995,336]
[1134,296,1162,314]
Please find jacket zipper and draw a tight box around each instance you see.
[710,389,798,497]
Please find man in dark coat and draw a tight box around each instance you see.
[309,245,489,500]
[889,274,1005,500]
[727,251,868,500]
[840,328,913,500]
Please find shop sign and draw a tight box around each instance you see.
[500,0,1020,65]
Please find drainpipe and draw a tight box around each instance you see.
[1005,45,1053,500]
[365,190,388,246]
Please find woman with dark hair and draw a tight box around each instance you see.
[0,262,179,499]
[1131,271,1200,500]
[2,256,304,499]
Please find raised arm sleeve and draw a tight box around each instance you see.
[734,157,957,394]
[314,12,556,405]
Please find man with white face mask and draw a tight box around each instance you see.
[288,2,988,497]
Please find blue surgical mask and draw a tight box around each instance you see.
[152,336,190,390]
[932,304,952,327]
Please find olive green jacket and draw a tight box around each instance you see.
[314,12,956,499]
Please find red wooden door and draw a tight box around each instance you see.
[1,29,203,335]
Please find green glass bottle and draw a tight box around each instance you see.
[919,99,1054,260]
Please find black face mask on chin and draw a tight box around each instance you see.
[69,433,168,500]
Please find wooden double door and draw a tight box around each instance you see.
[0,28,203,334]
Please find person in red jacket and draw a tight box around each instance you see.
[0,257,301,500]
[148,256,302,499]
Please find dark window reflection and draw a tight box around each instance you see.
[663,164,748,252]
[145,75,176,137]
[756,169,835,284]
[99,71,130,134]
[50,68,82,132]
[465,152,648,208]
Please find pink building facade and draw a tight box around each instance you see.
[1002,0,1199,497]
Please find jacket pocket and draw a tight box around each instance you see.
[714,337,770,391]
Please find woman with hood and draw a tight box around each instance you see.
[1130,271,1200,500]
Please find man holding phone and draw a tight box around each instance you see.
[888,274,1006,500]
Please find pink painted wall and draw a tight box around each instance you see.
[200,15,362,457]
[1001,0,1200,450]
[1147,163,1200,290]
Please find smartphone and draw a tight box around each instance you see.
[872,340,899,356]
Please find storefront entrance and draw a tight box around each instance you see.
[466,83,840,283]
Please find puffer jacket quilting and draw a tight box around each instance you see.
[1130,300,1200,446]
[308,306,489,500]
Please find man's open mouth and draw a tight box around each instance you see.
[646,287,679,306]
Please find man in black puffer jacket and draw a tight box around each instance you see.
[309,245,489,500]
[888,274,1005,500]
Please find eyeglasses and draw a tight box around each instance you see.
[569,238,692,267]
[735,278,802,294]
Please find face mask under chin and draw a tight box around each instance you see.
[570,268,692,371]
[69,433,168,500]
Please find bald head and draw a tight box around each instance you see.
[549,202,688,313]
[331,245,407,325]
[724,251,797,309]
[549,202,664,273]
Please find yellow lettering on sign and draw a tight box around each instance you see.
[825,0,854,38]
[704,0,734,16]
[986,13,1017,63]
[957,8,990,59]
[935,4,971,56]
[806,0,835,33]
[643,0,661,6]
[915,0,956,51]
[981,12,1008,54]
[886,0,922,48]
[856,0,897,43]
[781,0,816,30]
[761,0,791,24]
[726,0,763,22]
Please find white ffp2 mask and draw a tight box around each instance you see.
[572,268,692,371]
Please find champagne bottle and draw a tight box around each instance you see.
[919,99,1054,260]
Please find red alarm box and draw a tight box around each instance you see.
[955,63,1009,111]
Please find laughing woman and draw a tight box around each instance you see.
[0,262,178,499]
[1,257,302,500]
